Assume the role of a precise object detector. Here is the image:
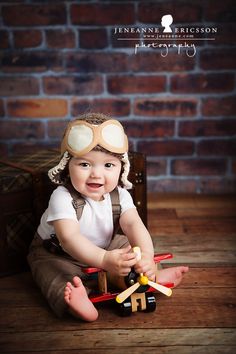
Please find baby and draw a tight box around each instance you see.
[27,113,188,322]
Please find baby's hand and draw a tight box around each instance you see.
[102,246,137,276]
[134,252,156,281]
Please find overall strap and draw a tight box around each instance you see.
[43,183,85,256]
[65,183,86,220]
[110,187,121,237]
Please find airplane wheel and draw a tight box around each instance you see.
[118,298,132,316]
[145,293,156,312]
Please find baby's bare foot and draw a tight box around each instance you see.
[64,276,98,322]
[158,266,189,287]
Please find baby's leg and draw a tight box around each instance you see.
[158,266,189,287]
[64,276,98,322]
[106,234,131,289]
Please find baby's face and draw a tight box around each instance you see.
[68,150,122,201]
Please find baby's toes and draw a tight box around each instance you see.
[65,281,73,290]
[64,287,70,294]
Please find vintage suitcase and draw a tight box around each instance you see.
[0,150,146,276]
[0,150,58,276]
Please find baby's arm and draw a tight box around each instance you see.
[53,219,136,275]
[119,208,156,280]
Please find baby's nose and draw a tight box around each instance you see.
[90,167,101,178]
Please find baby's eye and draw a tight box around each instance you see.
[79,162,90,168]
[105,163,114,168]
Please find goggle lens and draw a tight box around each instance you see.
[102,123,126,149]
[68,125,93,152]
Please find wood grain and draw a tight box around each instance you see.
[0,194,236,353]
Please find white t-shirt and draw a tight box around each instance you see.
[37,186,136,249]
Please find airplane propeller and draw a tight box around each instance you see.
[116,247,172,304]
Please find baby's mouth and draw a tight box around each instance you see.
[87,183,103,189]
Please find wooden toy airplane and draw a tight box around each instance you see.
[82,247,173,316]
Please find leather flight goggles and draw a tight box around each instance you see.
[61,119,128,157]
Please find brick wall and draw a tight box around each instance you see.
[0,0,235,193]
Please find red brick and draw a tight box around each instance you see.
[111,30,139,49]
[209,23,236,45]
[2,4,66,26]
[0,120,44,139]
[137,140,194,156]
[0,100,4,116]
[197,139,236,156]
[0,143,8,157]
[14,30,42,48]
[1,52,63,73]
[202,97,236,116]
[66,53,128,73]
[7,99,68,118]
[0,77,39,96]
[205,0,236,21]
[71,98,130,117]
[71,3,134,25]
[43,76,103,95]
[199,178,236,194]
[134,98,197,117]
[232,160,236,174]
[130,52,194,72]
[172,159,227,176]
[48,120,68,139]
[123,120,174,138]
[138,2,202,23]
[147,159,167,176]
[46,29,75,49]
[0,30,9,49]
[107,75,166,94]
[11,143,59,155]
[179,119,236,137]
[80,29,108,49]
[200,49,236,70]
[171,73,234,93]
[148,179,197,193]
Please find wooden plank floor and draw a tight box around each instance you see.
[0,194,236,353]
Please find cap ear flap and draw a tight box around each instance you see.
[120,153,132,190]
[48,151,71,184]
